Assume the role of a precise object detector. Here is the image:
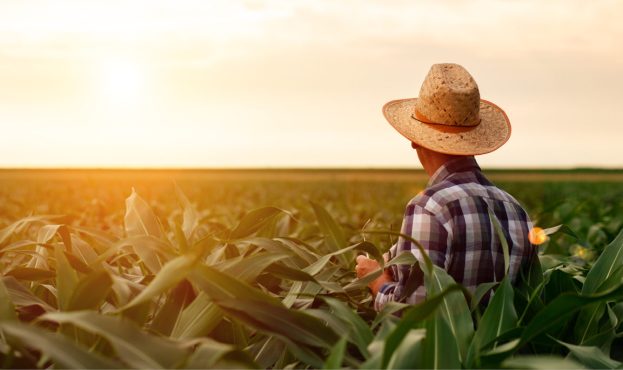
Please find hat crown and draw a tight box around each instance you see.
[415,63,481,127]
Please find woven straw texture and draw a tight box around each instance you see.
[382,63,511,155]
[383,98,511,155]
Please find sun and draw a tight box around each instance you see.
[95,57,146,105]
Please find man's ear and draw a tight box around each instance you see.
[411,141,419,150]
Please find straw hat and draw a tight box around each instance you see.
[382,63,511,155]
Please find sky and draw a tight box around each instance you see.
[0,0,622,168]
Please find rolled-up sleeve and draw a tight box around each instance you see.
[374,201,450,311]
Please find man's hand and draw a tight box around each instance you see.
[355,255,393,296]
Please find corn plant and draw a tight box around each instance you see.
[0,185,622,369]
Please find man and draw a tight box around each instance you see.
[356,63,536,311]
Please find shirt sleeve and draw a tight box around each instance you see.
[374,202,450,311]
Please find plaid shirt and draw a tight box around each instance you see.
[375,156,536,311]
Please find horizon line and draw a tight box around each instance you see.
[1,166,623,172]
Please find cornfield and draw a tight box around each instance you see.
[0,170,622,369]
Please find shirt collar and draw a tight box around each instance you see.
[427,156,481,187]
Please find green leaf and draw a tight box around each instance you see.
[1,276,54,312]
[37,224,73,253]
[466,276,517,368]
[488,207,510,275]
[230,207,283,239]
[0,215,60,247]
[0,321,122,369]
[265,262,318,282]
[55,245,78,310]
[574,302,605,345]
[385,251,419,266]
[323,336,347,369]
[422,310,461,369]
[175,183,199,241]
[310,201,349,266]
[67,269,113,311]
[0,278,17,321]
[501,355,585,369]
[542,224,580,240]
[386,328,425,369]
[381,284,465,368]
[125,235,176,274]
[218,251,289,282]
[425,265,474,362]
[520,285,623,347]
[151,280,195,336]
[471,281,499,311]
[342,267,382,292]
[281,336,325,368]
[361,320,395,369]
[555,339,622,369]
[323,297,373,357]
[371,301,409,329]
[124,188,164,239]
[353,241,384,266]
[304,243,361,276]
[362,230,433,274]
[583,228,623,295]
[5,267,55,281]
[220,298,339,349]
[64,251,93,274]
[171,293,223,339]
[122,253,198,311]
[252,337,286,368]
[40,310,188,369]
[182,337,259,369]
[190,264,339,348]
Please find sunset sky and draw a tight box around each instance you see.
[0,0,621,168]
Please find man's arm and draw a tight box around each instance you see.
[373,202,450,311]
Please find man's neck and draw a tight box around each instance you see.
[418,147,472,178]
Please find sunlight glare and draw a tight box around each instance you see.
[96,57,145,105]
[528,227,548,246]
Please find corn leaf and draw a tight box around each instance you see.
[67,269,113,311]
[124,188,164,239]
[310,201,349,266]
[0,278,17,321]
[501,355,584,369]
[322,335,347,369]
[230,207,283,240]
[520,284,623,347]
[171,293,223,339]
[555,339,621,369]
[386,328,425,369]
[425,265,474,362]
[122,253,198,311]
[55,245,78,311]
[0,321,122,369]
[381,284,463,368]
[5,267,55,281]
[40,310,188,369]
[583,229,623,295]
[175,184,199,241]
[191,264,339,348]
[151,280,195,336]
[323,297,373,357]
[183,337,259,369]
[466,275,517,368]
[422,310,461,369]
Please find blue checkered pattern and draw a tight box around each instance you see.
[374,156,537,311]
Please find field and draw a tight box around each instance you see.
[1,169,623,368]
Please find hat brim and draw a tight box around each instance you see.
[382,98,511,155]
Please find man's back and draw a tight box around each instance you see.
[375,157,536,309]
[358,63,537,311]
